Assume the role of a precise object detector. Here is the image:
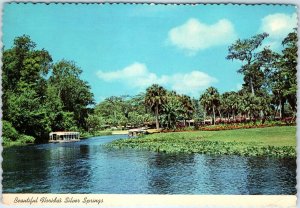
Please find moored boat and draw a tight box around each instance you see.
[49,131,80,143]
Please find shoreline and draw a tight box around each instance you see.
[106,126,296,158]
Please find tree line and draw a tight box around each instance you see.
[2,35,94,145]
[200,30,297,125]
[86,88,202,132]
[87,29,297,130]
[2,29,297,144]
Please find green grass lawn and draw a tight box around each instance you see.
[107,126,296,158]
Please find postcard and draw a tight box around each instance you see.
[1,1,298,207]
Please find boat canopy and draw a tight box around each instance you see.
[49,131,80,141]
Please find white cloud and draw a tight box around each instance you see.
[171,71,217,96]
[259,13,297,50]
[97,62,168,88]
[97,62,217,96]
[260,13,297,40]
[168,18,237,54]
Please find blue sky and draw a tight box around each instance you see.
[3,3,297,102]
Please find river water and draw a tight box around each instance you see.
[2,135,296,194]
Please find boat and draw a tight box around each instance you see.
[49,131,80,143]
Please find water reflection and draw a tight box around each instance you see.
[3,145,52,193]
[2,135,297,194]
[46,144,92,193]
[198,156,250,194]
[245,157,296,194]
[93,147,150,193]
[146,153,196,194]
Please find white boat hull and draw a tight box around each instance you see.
[49,139,80,143]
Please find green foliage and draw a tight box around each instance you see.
[200,87,220,125]
[90,94,155,131]
[87,31,297,132]
[145,84,167,129]
[197,30,297,124]
[128,111,145,127]
[199,120,293,131]
[106,126,296,158]
[227,33,269,95]
[2,120,35,146]
[49,60,94,129]
[3,135,35,147]
[224,30,297,120]
[94,96,130,127]
[81,130,112,138]
[19,135,35,144]
[192,98,205,122]
[2,120,19,141]
[2,35,94,145]
[86,114,107,132]
[161,91,184,129]
[3,29,297,147]
[5,84,51,139]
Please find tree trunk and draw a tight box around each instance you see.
[247,60,255,96]
[280,99,285,119]
[155,104,159,129]
[274,105,279,119]
[218,109,222,120]
[279,104,282,118]
[260,110,264,121]
[212,106,216,125]
[250,76,255,96]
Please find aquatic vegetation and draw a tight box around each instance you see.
[106,126,296,158]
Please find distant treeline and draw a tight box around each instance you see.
[87,30,297,131]
[2,29,297,145]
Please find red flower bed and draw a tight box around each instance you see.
[198,123,291,131]
[160,118,296,133]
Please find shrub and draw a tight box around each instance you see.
[19,135,35,144]
[2,120,19,141]
[182,126,195,131]
[2,120,36,146]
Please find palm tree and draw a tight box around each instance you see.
[200,87,220,125]
[221,92,231,120]
[239,92,260,121]
[230,92,240,120]
[180,95,194,126]
[145,84,167,129]
[221,91,239,120]
[200,92,210,123]
[163,91,182,129]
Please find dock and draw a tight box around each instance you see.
[128,128,148,137]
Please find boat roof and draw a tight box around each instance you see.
[49,131,79,135]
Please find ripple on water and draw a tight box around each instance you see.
[2,135,296,194]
